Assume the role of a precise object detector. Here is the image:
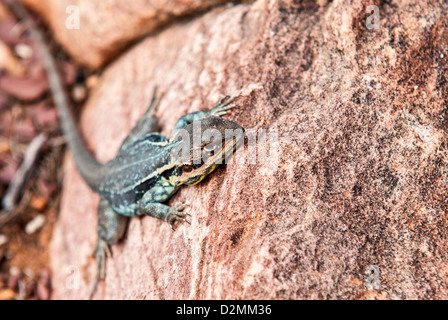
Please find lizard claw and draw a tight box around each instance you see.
[209,95,240,117]
[167,203,191,230]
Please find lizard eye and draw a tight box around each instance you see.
[182,165,193,173]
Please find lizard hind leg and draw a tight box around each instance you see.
[89,198,128,299]
[89,238,111,299]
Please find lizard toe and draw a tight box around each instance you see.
[167,204,191,230]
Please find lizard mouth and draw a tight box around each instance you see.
[188,132,244,185]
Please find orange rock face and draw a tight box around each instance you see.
[48,0,448,299]
[20,0,232,68]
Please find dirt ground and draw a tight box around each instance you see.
[0,8,89,299]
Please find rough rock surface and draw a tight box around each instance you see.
[19,0,233,68]
[50,0,448,299]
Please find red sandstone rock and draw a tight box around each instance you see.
[19,0,233,68]
[50,0,448,299]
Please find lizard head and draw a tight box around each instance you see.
[169,116,244,186]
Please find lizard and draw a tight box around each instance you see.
[11,2,245,298]
[89,94,244,298]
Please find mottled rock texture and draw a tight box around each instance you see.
[19,0,232,68]
[50,0,448,299]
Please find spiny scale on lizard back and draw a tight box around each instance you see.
[98,138,176,196]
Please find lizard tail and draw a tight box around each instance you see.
[8,1,105,190]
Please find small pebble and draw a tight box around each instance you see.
[30,196,47,211]
[0,139,10,153]
[14,43,33,60]
[25,214,46,234]
[72,84,87,102]
[9,267,20,276]
[86,75,99,89]
[8,267,21,290]
[0,234,7,246]
[316,0,328,6]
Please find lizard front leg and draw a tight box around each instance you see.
[90,198,128,299]
[138,202,190,230]
[173,95,239,135]
[136,179,189,229]
[119,89,161,151]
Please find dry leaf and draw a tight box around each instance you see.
[30,102,59,127]
[0,161,18,184]
[36,178,57,198]
[12,117,36,141]
[0,73,49,101]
